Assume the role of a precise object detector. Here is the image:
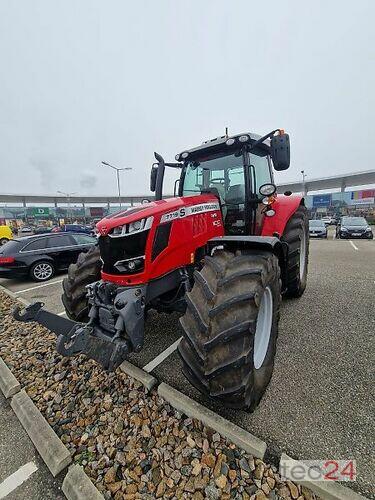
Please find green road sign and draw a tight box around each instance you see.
[32,207,50,217]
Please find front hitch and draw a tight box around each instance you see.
[13,302,76,336]
[13,302,131,372]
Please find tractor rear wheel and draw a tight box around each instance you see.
[62,245,101,322]
[178,249,281,411]
[282,205,309,298]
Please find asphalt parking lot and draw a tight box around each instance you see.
[1,229,374,497]
[0,393,63,499]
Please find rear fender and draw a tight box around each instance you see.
[207,236,288,288]
[261,195,304,237]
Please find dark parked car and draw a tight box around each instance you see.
[34,226,53,234]
[336,216,373,239]
[0,233,97,281]
[52,224,94,235]
[309,219,328,238]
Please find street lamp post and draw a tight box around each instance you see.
[101,161,132,209]
[57,191,77,224]
[301,170,307,196]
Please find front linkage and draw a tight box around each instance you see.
[13,281,146,372]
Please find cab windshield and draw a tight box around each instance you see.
[182,150,271,206]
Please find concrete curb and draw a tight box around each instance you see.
[0,356,21,398]
[0,283,30,306]
[11,390,72,477]
[119,360,158,391]
[158,382,267,459]
[62,465,104,500]
[279,454,367,500]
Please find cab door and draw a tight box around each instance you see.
[247,150,274,235]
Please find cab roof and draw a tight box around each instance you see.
[177,132,271,162]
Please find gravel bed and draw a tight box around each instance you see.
[0,291,318,500]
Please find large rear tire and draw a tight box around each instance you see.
[178,249,281,411]
[282,205,309,298]
[62,246,101,322]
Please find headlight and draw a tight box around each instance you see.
[128,219,146,233]
[341,227,348,231]
[109,217,152,238]
[112,225,125,236]
[366,227,372,232]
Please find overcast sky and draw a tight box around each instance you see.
[0,0,374,197]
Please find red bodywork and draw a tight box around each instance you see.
[96,193,303,286]
[261,194,304,237]
[97,194,224,286]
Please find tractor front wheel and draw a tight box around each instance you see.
[62,245,101,322]
[178,249,281,411]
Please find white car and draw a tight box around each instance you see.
[321,217,334,226]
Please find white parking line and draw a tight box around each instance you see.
[0,461,38,499]
[14,280,63,294]
[143,337,182,373]
[349,240,359,251]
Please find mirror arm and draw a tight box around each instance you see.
[247,129,280,152]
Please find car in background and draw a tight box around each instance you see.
[309,219,328,238]
[0,225,13,245]
[20,226,33,233]
[321,216,335,226]
[336,216,373,239]
[52,224,94,235]
[34,226,53,235]
[0,233,97,281]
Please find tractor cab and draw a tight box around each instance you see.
[151,130,290,236]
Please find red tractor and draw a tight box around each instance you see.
[15,129,309,411]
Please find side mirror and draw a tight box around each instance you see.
[150,165,158,192]
[271,133,290,171]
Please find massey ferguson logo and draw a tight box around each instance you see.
[160,202,220,224]
[99,225,108,235]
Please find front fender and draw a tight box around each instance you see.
[261,194,304,237]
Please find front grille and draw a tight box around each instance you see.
[99,231,149,275]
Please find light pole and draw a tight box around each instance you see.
[57,191,77,224]
[101,161,132,209]
[301,170,307,195]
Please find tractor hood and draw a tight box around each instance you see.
[96,194,219,236]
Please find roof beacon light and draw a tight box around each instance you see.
[226,138,235,146]
[279,129,285,135]
[239,135,249,143]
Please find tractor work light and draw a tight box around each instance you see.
[239,135,249,143]
[259,183,277,196]
[175,154,180,161]
[181,152,189,159]
[226,138,235,146]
